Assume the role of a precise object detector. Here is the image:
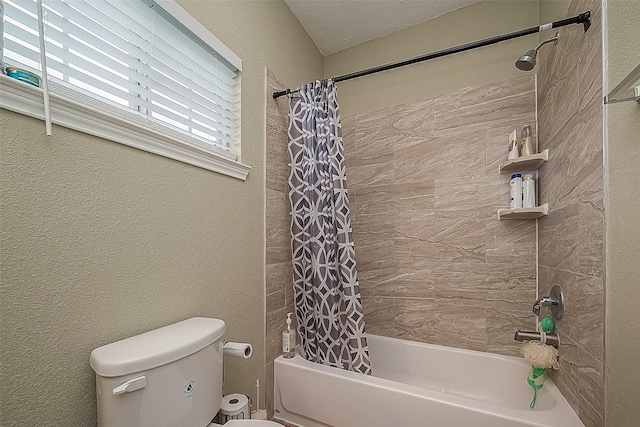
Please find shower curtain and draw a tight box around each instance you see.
[287,80,372,375]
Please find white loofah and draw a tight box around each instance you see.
[523,342,560,369]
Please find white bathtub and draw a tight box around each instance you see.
[273,334,584,427]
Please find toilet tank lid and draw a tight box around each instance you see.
[90,317,225,377]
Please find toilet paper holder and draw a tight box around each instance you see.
[223,341,253,359]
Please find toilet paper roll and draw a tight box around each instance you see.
[223,341,252,359]
[218,393,250,421]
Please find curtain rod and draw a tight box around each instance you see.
[273,11,591,99]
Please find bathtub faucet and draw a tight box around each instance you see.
[514,330,559,348]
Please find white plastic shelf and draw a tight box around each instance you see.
[498,203,549,220]
[499,149,549,174]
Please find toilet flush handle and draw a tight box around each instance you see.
[113,376,147,395]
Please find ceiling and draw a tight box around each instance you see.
[284,0,484,56]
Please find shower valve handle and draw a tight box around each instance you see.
[532,285,564,320]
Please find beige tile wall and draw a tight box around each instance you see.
[537,1,604,426]
[342,75,539,356]
[265,69,295,419]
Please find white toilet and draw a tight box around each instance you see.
[90,317,280,427]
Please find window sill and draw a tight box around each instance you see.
[0,75,250,180]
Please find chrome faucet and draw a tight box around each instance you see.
[533,296,559,316]
[514,330,559,348]
[532,284,565,320]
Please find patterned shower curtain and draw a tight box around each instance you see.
[287,80,372,375]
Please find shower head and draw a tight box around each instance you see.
[515,50,539,71]
[515,32,560,71]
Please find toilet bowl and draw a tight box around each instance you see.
[90,317,280,427]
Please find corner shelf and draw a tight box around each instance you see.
[498,149,549,174]
[498,203,549,220]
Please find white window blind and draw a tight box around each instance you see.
[3,0,242,162]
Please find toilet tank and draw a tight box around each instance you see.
[90,318,226,427]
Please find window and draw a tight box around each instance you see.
[1,0,249,179]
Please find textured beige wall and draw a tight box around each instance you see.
[0,1,322,425]
[605,1,640,425]
[324,0,540,117]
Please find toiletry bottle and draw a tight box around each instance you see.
[521,125,535,156]
[282,312,295,359]
[510,173,523,209]
[522,174,536,208]
[508,129,520,160]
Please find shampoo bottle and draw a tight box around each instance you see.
[508,129,520,160]
[510,174,523,209]
[522,174,536,208]
[282,312,295,359]
[521,125,535,156]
